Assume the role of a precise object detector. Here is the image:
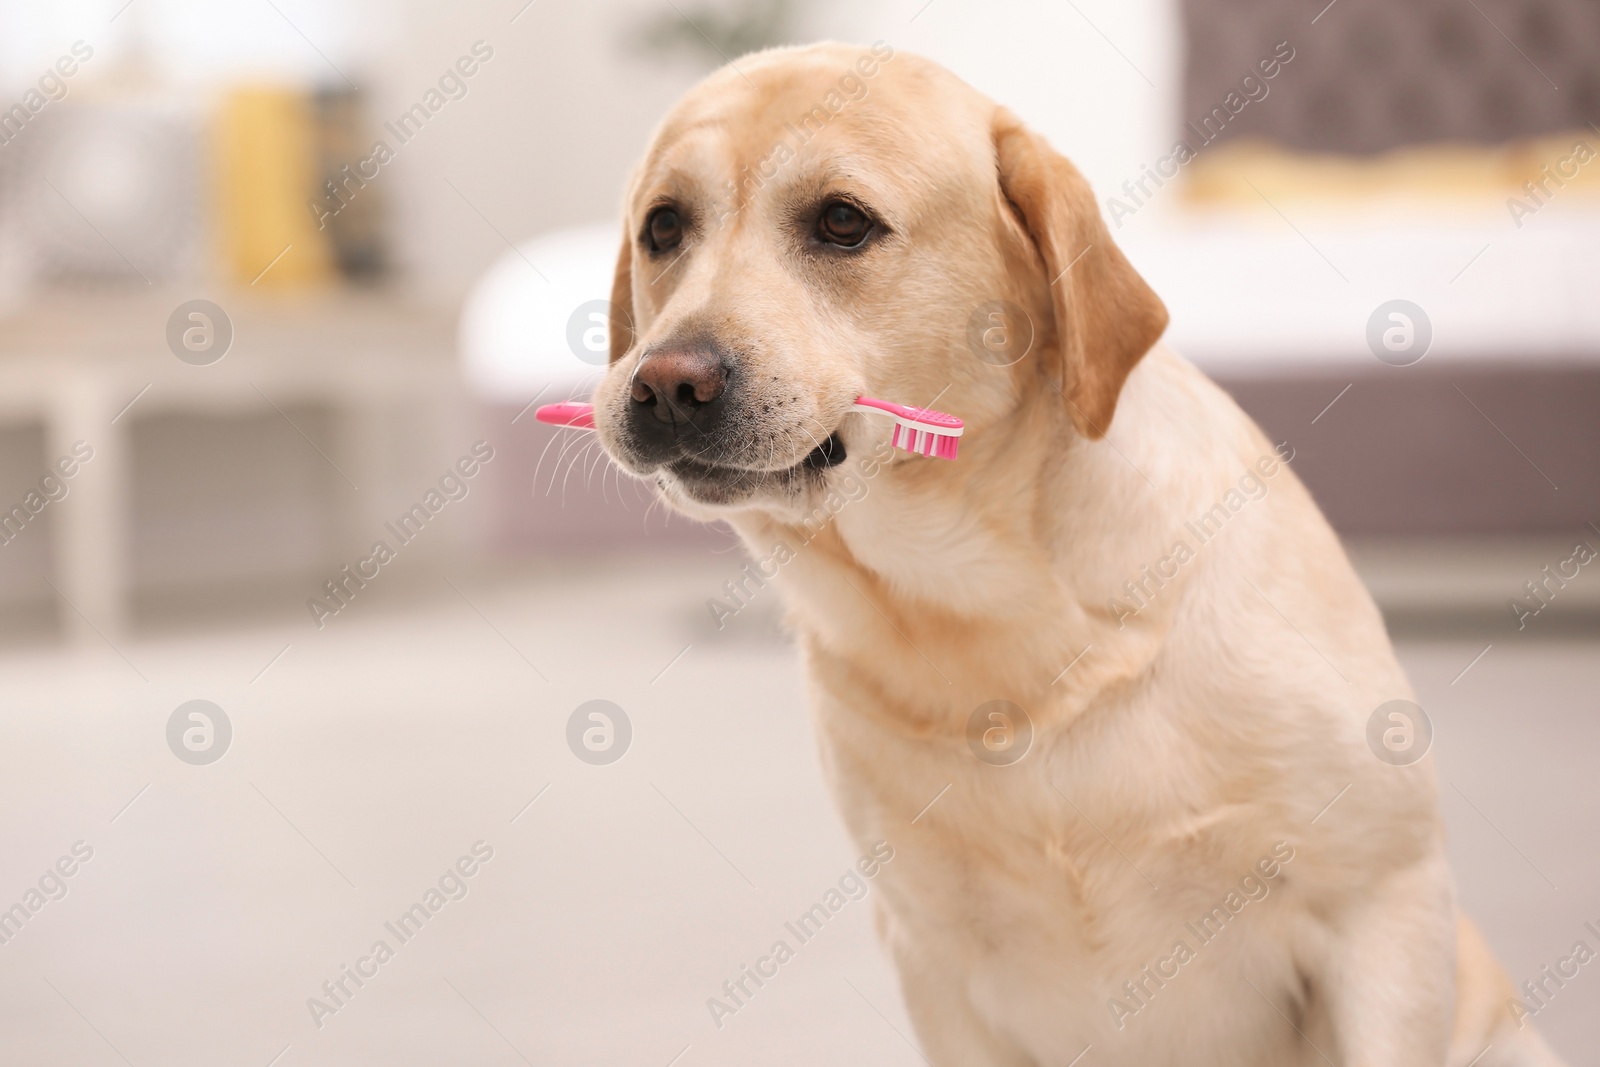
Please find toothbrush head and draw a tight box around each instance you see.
[853,397,963,461]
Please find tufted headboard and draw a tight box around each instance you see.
[1182,0,1600,155]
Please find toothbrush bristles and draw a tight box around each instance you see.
[883,425,953,460]
[888,422,959,461]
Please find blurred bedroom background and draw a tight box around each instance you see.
[0,0,1595,1064]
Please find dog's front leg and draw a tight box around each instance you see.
[1314,849,1456,1066]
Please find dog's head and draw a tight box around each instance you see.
[591,42,1167,521]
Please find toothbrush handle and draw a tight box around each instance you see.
[535,402,596,429]
[851,396,964,433]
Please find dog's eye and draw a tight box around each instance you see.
[817,201,871,247]
[646,207,683,253]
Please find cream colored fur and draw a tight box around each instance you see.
[588,42,1566,1067]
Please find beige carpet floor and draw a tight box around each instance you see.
[0,560,1593,1065]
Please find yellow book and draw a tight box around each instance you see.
[213,87,334,287]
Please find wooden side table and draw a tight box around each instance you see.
[0,288,461,642]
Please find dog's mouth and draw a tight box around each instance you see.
[662,431,848,503]
[802,431,848,470]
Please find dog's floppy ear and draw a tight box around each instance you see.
[608,218,635,364]
[992,107,1168,438]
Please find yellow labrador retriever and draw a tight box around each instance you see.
[588,41,1565,1067]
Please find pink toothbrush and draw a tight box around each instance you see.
[535,396,964,461]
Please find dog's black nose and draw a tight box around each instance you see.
[628,345,729,447]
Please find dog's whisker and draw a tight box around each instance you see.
[550,434,594,505]
[560,438,600,507]
[544,431,593,500]
[529,423,574,496]
[583,438,608,490]
[540,435,579,502]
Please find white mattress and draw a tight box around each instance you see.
[460,210,1600,402]
[460,222,620,405]
[1125,206,1600,374]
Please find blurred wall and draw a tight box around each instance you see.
[380,0,1181,289]
[1,0,1181,290]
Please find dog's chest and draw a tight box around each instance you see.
[825,711,1311,1065]
[887,798,1304,1063]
